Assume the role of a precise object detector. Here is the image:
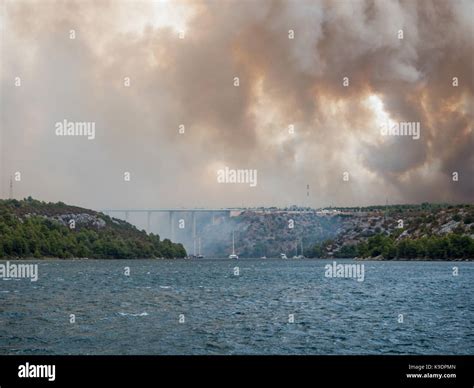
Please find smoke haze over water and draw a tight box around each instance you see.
[1,0,473,210]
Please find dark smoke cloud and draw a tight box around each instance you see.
[1,0,472,209]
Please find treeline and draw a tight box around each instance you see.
[0,200,186,259]
[307,233,474,260]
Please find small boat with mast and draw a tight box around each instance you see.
[292,239,305,259]
[229,231,239,259]
[189,237,204,259]
[197,237,204,259]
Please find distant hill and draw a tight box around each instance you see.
[0,197,186,259]
[199,209,343,257]
[306,203,474,260]
[197,204,474,259]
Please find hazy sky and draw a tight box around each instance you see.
[1,0,473,210]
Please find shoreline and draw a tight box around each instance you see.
[354,257,473,262]
[0,257,472,262]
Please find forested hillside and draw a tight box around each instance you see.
[0,198,186,259]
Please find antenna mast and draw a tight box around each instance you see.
[9,176,13,199]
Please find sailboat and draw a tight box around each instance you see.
[229,231,239,259]
[197,237,204,259]
[299,239,305,259]
[292,240,305,259]
[292,240,299,259]
[189,237,204,259]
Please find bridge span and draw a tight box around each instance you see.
[99,208,246,241]
[98,207,329,245]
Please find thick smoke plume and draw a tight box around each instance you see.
[1,0,473,209]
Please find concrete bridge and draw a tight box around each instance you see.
[99,207,330,251]
[100,208,245,241]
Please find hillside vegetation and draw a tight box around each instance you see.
[306,203,474,260]
[0,197,186,259]
[200,204,473,260]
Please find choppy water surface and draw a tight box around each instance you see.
[0,259,472,355]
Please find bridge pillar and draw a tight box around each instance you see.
[192,211,196,240]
